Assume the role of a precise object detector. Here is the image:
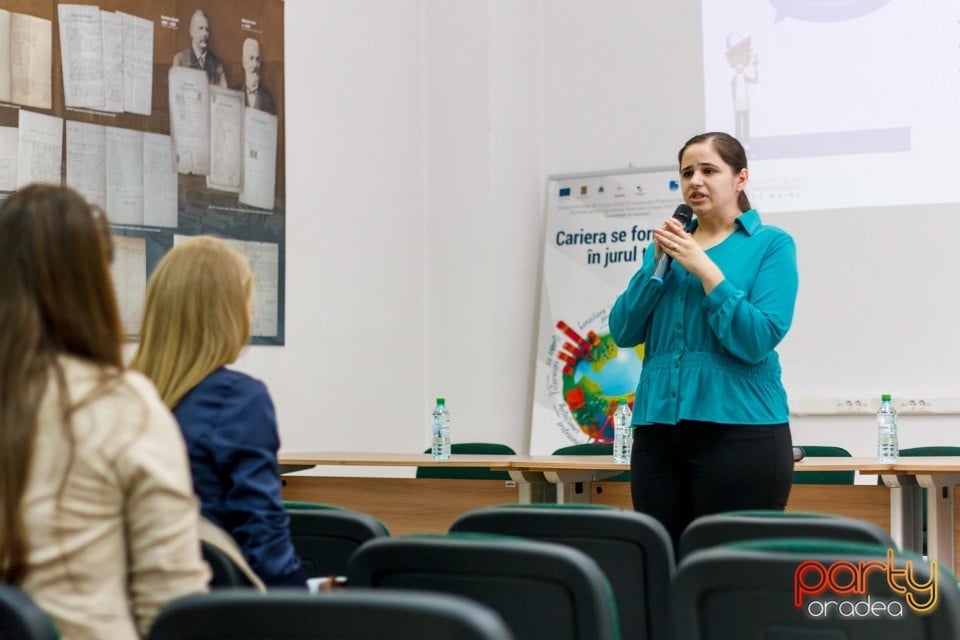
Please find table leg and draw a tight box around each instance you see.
[916,474,960,572]
[882,475,922,554]
[892,486,923,553]
[508,470,556,503]
[926,485,955,570]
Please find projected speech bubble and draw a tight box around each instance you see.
[770,0,891,23]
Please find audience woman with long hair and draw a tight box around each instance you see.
[0,184,209,639]
[131,236,307,588]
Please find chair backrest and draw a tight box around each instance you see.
[552,443,630,482]
[0,584,59,640]
[450,504,673,640]
[148,588,516,640]
[346,534,619,640]
[792,445,855,484]
[286,505,390,577]
[677,510,897,562]
[416,442,516,480]
[201,541,258,589]
[673,539,960,639]
[900,446,960,457]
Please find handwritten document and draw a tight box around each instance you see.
[169,66,210,175]
[105,127,143,225]
[100,10,123,112]
[207,86,244,193]
[17,110,62,186]
[58,5,153,115]
[58,4,104,109]
[9,11,52,109]
[120,12,152,116]
[0,126,17,190]
[0,11,11,102]
[66,124,178,228]
[66,121,107,209]
[109,235,146,336]
[228,239,279,337]
[142,132,178,228]
[239,108,277,211]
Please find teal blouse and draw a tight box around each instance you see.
[609,209,798,426]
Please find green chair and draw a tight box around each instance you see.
[283,504,390,577]
[0,584,59,640]
[149,589,516,640]
[673,539,960,639]
[792,445,855,484]
[450,503,673,640]
[677,510,897,562]
[201,541,260,589]
[416,442,516,480]
[553,442,630,482]
[346,533,619,640]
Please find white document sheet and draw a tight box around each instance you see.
[142,132,178,228]
[110,235,146,336]
[100,10,123,113]
[239,108,277,211]
[119,11,153,116]
[65,121,107,209]
[206,86,244,192]
[0,126,17,190]
[105,126,143,225]
[58,4,104,110]
[11,12,52,109]
[169,66,210,175]
[17,110,61,186]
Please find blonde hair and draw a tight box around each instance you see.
[131,237,253,408]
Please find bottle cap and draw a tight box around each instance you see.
[881,394,891,402]
[618,399,627,405]
[436,398,445,405]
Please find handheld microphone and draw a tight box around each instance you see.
[651,204,694,284]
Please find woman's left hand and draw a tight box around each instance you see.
[652,218,723,292]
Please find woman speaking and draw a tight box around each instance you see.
[609,131,799,551]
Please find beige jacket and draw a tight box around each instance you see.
[19,357,210,640]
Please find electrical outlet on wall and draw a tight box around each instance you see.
[897,398,935,414]
[834,398,874,413]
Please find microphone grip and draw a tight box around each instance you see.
[651,250,671,284]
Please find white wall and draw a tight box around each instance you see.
[235,0,958,473]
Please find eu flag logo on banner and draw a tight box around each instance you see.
[559,187,571,197]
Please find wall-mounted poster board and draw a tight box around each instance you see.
[529,168,683,454]
[0,0,286,344]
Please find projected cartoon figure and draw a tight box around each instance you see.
[726,33,758,149]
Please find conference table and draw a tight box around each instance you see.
[278,452,960,572]
[881,457,960,575]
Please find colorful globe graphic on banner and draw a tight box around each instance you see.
[560,332,643,441]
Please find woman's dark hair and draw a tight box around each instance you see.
[678,132,751,212]
[0,184,122,585]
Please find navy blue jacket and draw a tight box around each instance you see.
[173,367,307,587]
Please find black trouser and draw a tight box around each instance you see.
[630,420,794,553]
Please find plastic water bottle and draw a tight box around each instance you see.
[431,398,451,461]
[613,400,633,464]
[877,394,899,463]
